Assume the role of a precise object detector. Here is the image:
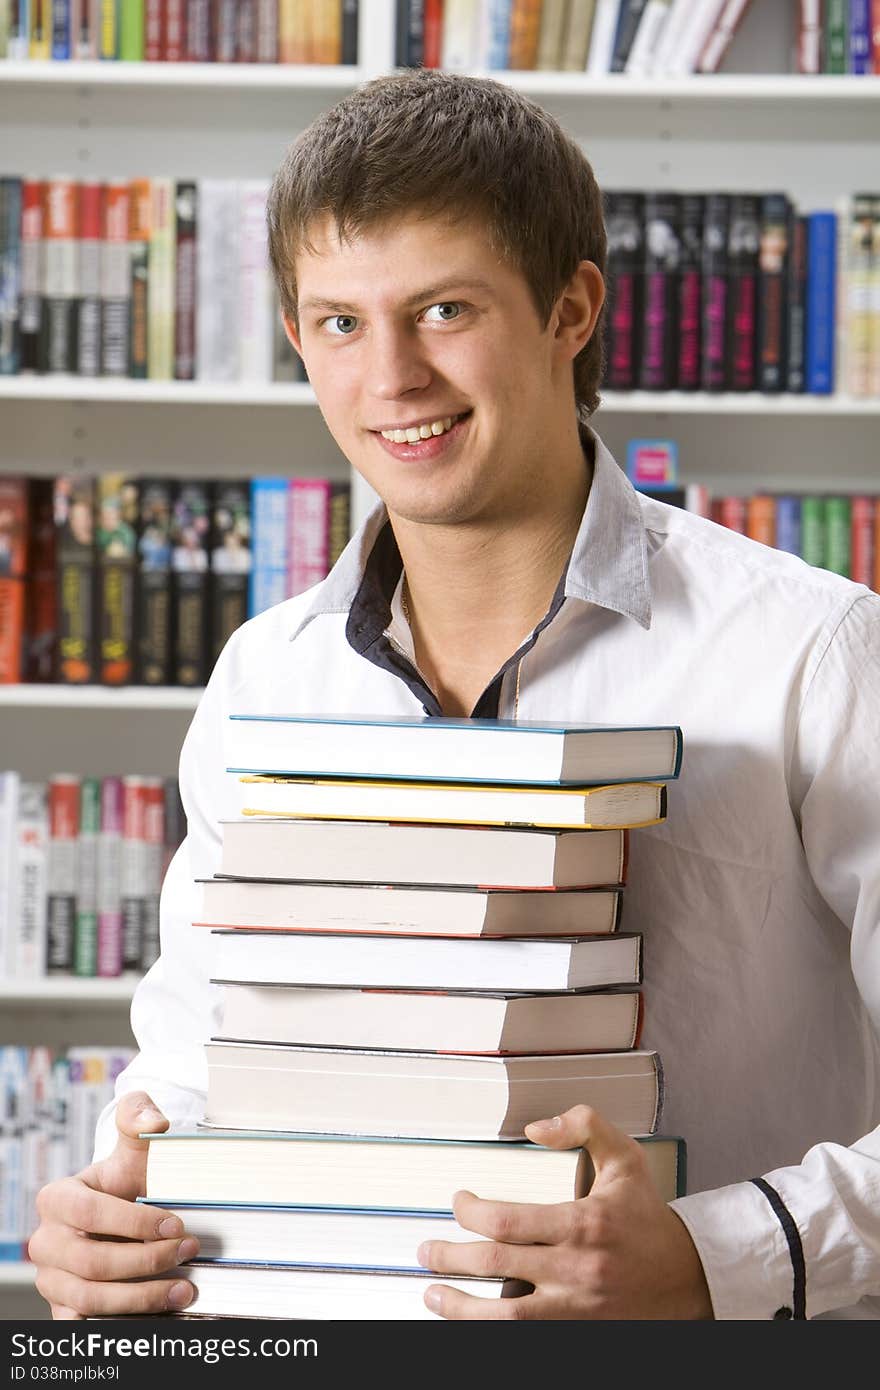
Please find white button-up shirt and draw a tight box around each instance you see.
[95,434,880,1320]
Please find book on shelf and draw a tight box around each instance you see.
[54,474,97,686]
[40,177,77,375]
[100,181,131,378]
[726,193,760,392]
[676,192,703,391]
[76,182,102,379]
[127,176,151,382]
[170,477,212,688]
[173,180,197,382]
[210,478,252,666]
[205,1039,661,1138]
[610,0,648,72]
[639,192,680,392]
[234,773,668,830]
[143,1128,686,1210]
[0,476,26,684]
[196,876,625,937]
[97,473,139,686]
[46,773,78,975]
[805,209,837,395]
[217,817,629,890]
[535,0,570,70]
[603,190,644,393]
[756,193,791,394]
[206,928,643,994]
[213,981,644,1055]
[136,477,174,686]
[225,713,684,785]
[696,0,754,73]
[586,0,621,73]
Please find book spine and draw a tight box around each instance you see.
[869,195,880,397]
[483,0,512,69]
[73,0,100,55]
[30,0,51,54]
[756,194,790,394]
[805,210,837,394]
[773,495,801,556]
[850,495,874,586]
[745,493,775,548]
[100,181,131,377]
[249,476,289,617]
[799,495,827,568]
[99,0,115,55]
[236,0,257,59]
[118,0,143,56]
[164,0,184,57]
[587,0,621,72]
[147,177,175,380]
[74,776,99,978]
[140,776,164,972]
[797,0,822,73]
[238,180,273,383]
[624,0,669,75]
[144,0,161,57]
[196,180,240,382]
[40,178,78,375]
[0,477,27,686]
[700,193,730,392]
[420,0,441,66]
[715,495,747,532]
[786,214,808,393]
[507,0,543,69]
[75,182,102,378]
[824,496,851,576]
[13,782,48,979]
[726,193,760,392]
[638,192,681,391]
[171,478,212,687]
[697,0,752,72]
[845,193,873,396]
[603,191,644,393]
[825,0,847,71]
[401,0,424,66]
[610,0,648,71]
[873,0,880,73]
[286,477,331,597]
[120,776,147,972]
[136,477,174,685]
[214,0,237,60]
[0,178,22,376]
[128,176,151,382]
[0,1048,27,1259]
[849,0,871,71]
[24,477,57,684]
[874,498,880,593]
[96,775,123,978]
[51,0,71,56]
[97,474,138,686]
[676,193,703,392]
[46,774,79,975]
[256,0,279,60]
[185,0,210,55]
[327,480,351,568]
[173,181,197,381]
[211,478,252,664]
[54,475,97,685]
[19,181,42,375]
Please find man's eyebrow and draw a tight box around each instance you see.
[298,278,496,315]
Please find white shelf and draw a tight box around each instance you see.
[0,685,202,709]
[0,1263,35,1286]
[0,978,138,1002]
[598,392,880,417]
[0,59,364,89]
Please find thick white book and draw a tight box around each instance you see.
[586,0,622,72]
[218,818,628,889]
[196,876,624,938]
[208,927,643,991]
[202,1040,663,1139]
[225,713,684,785]
[196,180,240,382]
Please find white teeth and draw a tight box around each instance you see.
[380,414,461,443]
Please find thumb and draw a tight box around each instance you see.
[98,1091,169,1198]
[524,1104,639,1184]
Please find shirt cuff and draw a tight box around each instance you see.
[670,1180,799,1320]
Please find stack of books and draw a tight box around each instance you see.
[141,714,686,1320]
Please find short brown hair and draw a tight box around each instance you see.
[267,69,607,418]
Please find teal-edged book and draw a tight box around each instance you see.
[142,1129,687,1211]
[225,714,684,787]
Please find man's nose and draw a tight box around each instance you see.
[365,325,432,400]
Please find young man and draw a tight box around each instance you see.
[29,72,880,1321]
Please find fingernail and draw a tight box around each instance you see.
[424,1288,443,1313]
[529,1115,561,1131]
[158,1217,183,1239]
[166,1281,194,1310]
[177,1238,200,1263]
[417,1242,432,1268]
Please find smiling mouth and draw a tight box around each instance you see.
[376,412,469,444]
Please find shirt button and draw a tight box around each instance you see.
[773,1306,793,1320]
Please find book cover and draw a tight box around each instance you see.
[96,473,139,686]
[163,0,184,57]
[136,477,173,686]
[805,210,837,395]
[144,0,161,58]
[586,0,621,73]
[440,0,480,68]
[844,193,874,396]
[100,181,131,378]
[211,478,252,664]
[24,477,57,684]
[700,193,730,392]
[127,177,151,382]
[603,191,644,393]
[118,0,143,56]
[535,0,568,68]
[171,478,212,687]
[396,0,423,66]
[624,0,671,74]
[46,774,79,975]
[54,475,97,686]
[96,775,123,978]
[714,495,746,533]
[667,0,725,73]
[213,0,238,60]
[19,180,42,375]
[29,0,50,54]
[173,181,197,381]
[0,476,27,685]
[639,192,681,392]
[676,193,703,392]
[236,0,257,65]
[40,177,78,375]
[75,181,102,378]
[797,0,822,72]
[98,0,115,55]
[745,494,775,548]
[51,0,71,56]
[726,193,761,393]
[0,178,22,376]
[647,0,696,73]
[327,481,351,568]
[420,0,441,66]
[756,194,791,394]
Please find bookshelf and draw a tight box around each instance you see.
[1,0,878,1319]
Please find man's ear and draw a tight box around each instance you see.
[281,312,304,360]
[552,260,606,363]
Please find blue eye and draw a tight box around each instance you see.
[325,314,358,336]
[424,302,461,322]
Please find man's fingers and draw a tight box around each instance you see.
[34,1267,196,1320]
[34,1177,186,1243]
[114,1091,169,1151]
[525,1104,643,1179]
[51,1306,85,1322]
[424,1283,538,1320]
[30,1224,199,1283]
[427,1191,572,1248]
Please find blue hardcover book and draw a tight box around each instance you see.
[774,495,802,556]
[805,210,837,395]
[0,178,22,376]
[848,0,872,72]
[51,0,70,57]
[248,476,288,619]
[486,0,512,68]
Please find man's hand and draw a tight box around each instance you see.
[28,1091,199,1319]
[417,1105,714,1320]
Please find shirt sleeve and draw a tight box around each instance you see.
[670,592,880,1320]
[92,634,238,1161]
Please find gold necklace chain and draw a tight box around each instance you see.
[401,574,521,719]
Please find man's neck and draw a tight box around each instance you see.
[389,440,593,716]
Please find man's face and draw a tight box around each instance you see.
[290,213,575,529]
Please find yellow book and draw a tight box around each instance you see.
[29,0,51,57]
[237,773,668,830]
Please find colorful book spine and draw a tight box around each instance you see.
[824,496,852,576]
[171,478,212,687]
[147,177,175,381]
[100,181,131,377]
[799,496,827,568]
[700,193,730,392]
[40,178,78,375]
[786,214,808,393]
[140,776,164,971]
[19,180,42,375]
[236,0,257,61]
[184,0,210,57]
[24,477,57,684]
[676,193,703,392]
[797,0,822,72]
[0,177,22,376]
[756,194,790,394]
[603,191,644,393]
[639,192,681,391]
[55,474,96,685]
[99,0,115,55]
[0,1047,27,1260]
[745,493,775,548]
[74,0,101,56]
[0,477,27,686]
[328,480,351,568]
[121,775,148,972]
[46,774,79,975]
[164,0,184,57]
[96,775,123,978]
[97,473,139,685]
[214,0,237,60]
[849,0,872,71]
[825,0,847,71]
[76,182,102,378]
[118,0,144,56]
[257,0,279,60]
[287,477,331,597]
[144,0,161,57]
[128,176,152,382]
[774,495,801,556]
[248,476,288,617]
[136,476,174,685]
[845,193,874,396]
[805,210,837,395]
[714,495,747,533]
[173,181,197,381]
[13,782,48,979]
[849,495,874,586]
[74,776,99,977]
[211,478,252,664]
[726,193,760,392]
[30,0,51,55]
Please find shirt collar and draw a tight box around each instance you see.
[288,427,652,642]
